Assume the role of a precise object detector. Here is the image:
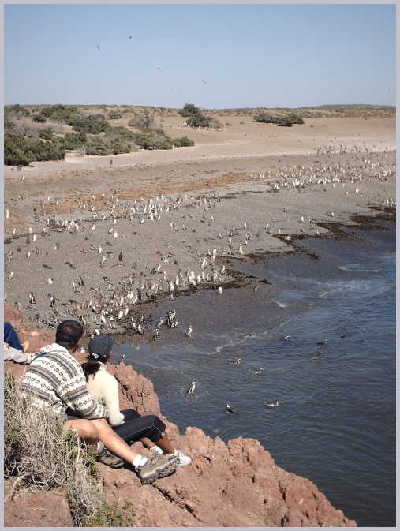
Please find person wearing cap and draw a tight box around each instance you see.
[82,336,192,468]
[20,320,178,484]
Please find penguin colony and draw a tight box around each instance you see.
[4,148,395,341]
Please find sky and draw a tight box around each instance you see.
[5,3,396,109]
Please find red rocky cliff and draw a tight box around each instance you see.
[4,306,356,527]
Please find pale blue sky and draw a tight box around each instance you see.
[5,4,396,108]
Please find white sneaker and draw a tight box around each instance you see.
[173,450,192,467]
[150,445,164,455]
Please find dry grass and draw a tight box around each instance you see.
[4,373,104,525]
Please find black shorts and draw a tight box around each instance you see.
[65,408,166,444]
[114,409,166,444]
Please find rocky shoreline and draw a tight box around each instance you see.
[4,305,356,527]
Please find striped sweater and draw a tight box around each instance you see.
[20,343,107,419]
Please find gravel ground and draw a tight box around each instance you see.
[4,142,395,338]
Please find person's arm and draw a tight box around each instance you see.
[3,343,34,364]
[97,370,125,426]
[58,367,108,419]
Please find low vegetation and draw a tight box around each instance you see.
[4,372,137,526]
[254,112,304,127]
[179,103,222,129]
[5,104,195,165]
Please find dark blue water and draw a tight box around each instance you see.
[114,219,395,526]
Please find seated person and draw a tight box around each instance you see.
[82,336,191,468]
[20,320,178,484]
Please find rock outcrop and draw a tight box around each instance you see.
[4,306,357,527]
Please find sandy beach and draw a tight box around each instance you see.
[4,114,396,334]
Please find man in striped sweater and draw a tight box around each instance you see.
[20,320,178,484]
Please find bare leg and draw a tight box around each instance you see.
[64,418,141,463]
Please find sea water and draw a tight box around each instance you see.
[114,219,395,526]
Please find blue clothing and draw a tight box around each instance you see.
[4,322,23,351]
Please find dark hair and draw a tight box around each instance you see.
[81,360,101,381]
[88,336,113,362]
[55,320,84,350]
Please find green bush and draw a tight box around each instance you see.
[172,135,194,147]
[4,103,31,120]
[186,113,212,128]
[40,104,81,124]
[5,134,65,165]
[106,125,136,140]
[134,130,173,150]
[128,112,155,129]
[286,113,304,125]
[108,110,122,120]
[32,114,47,123]
[254,112,304,126]
[85,502,136,527]
[110,139,131,155]
[254,113,278,124]
[84,136,110,155]
[179,103,201,117]
[39,127,55,140]
[4,118,15,131]
[62,132,87,150]
[69,114,109,134]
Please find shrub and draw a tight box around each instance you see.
[62,132,87,150]
[186,113,212,128]
[5,104,31,118]
[286,113,304,125]
[172,135,194,147]
[106,125,136,140]
[5,135,65,165]
[84,136,110,155]
[40,104,81,124]
[39,127,55,140]
[110,139,131,155]
[69,114,109,134]
[134,130,173,150]
[128,113,155,129]
[208,117,223,129]
[85,501,136,527]
[4,118,15,131]
[179,103,201,117]
[254,113,278,124]
[4,373,103,525]
[108,110,122,120]
[254,112,304,126]
[32,114,47,123]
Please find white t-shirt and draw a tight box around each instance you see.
[86,362,125,426]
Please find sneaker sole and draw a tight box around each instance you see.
[97,454,125,469]
[139,459,178,484]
